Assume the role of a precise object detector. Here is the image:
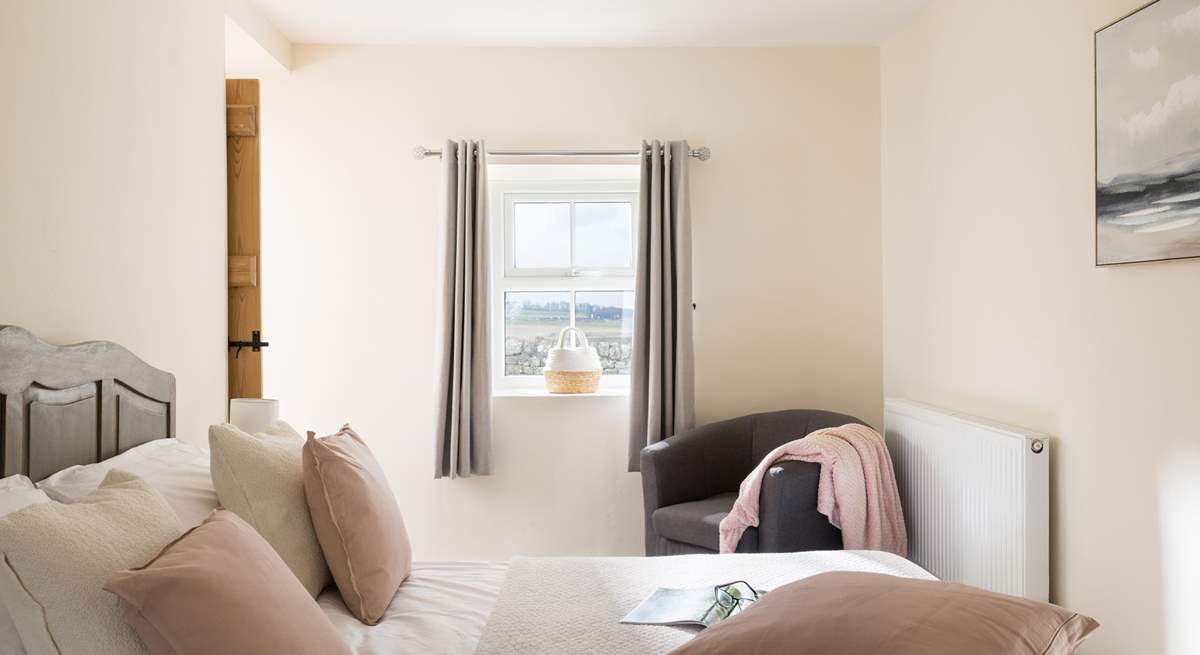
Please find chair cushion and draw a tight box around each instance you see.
[652,493,757,552]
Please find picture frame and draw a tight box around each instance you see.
[1095,0,1200,266]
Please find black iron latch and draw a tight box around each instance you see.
[229,330,269,359]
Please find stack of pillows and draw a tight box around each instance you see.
[0,420,409,655]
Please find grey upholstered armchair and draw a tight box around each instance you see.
[640,409,864,556]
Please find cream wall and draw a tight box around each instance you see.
[882,2,1200,653]
[260,45,882,559]
[0,0,228,444]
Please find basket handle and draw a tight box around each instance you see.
[555,327,590,349]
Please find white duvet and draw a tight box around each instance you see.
[319,561,508,655]
[322,551,933,655]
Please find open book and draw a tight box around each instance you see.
[620,582,766,628]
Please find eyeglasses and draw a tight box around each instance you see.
[702,580,760,626]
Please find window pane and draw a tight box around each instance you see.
[574,291,634,374]
[513,203,570,268]
[504,291,570,375]
[574,202,633,268]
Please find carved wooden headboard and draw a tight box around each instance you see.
[0,326,175,480]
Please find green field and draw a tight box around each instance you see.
[505,301,629,338]
[506,318,626,339]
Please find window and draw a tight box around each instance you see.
[490,168,638,392]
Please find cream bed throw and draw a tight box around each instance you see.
[474,551,934,655]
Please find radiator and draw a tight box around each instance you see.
[884,398,1049,601]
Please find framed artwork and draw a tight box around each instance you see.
[1096,0,1200,265]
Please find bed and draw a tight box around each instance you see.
[320,553,931,655]
[0,325,936,654]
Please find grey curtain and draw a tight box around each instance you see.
[628,140,696,472]
[435,140,493,478]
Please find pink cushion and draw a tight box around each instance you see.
[670,572,1099,655]
[304,425,413,625]
[103,509,351,655]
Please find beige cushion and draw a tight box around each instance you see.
[304,425,412,625]
[0,474,45,655]
[0,470,183,655]
[209,420,331,597]
[670,571,1099,655]
[104,509,352,655]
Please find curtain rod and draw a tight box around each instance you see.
[412,145,712,161]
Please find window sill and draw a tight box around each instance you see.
[493,387,630,398]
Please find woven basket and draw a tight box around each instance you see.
[544,369,602,394]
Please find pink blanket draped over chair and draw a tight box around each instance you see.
[718,423,908,556]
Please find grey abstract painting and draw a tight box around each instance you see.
[1096,0,1200,265]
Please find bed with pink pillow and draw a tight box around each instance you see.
[0,327,1097,655]
[0,425,942,655]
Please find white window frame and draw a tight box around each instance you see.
[489,178,638,393]
[503,193,636,278]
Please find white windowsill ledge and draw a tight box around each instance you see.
[493,388,630,398]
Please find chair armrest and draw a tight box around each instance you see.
[640,418,754,555]
[756,460,843,552]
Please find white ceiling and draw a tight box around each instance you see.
[248,0,929,47]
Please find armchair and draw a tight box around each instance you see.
[640,409,863,556]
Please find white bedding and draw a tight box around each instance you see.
[323,551,933,655]
[35,439,218,528]
[319,561,508,655]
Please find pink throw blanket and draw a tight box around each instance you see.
[718,424,908,556]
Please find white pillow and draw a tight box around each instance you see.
[36,439,217,528]
[0,476,49,655]
[0,476,48,519]
[209,420,331,598]
[0,470,182,655]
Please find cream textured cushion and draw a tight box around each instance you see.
[104,509,352,655]
[209,420,330,597]
[303,425,412,625]
[0,475,48,655]
[0,470,183,655]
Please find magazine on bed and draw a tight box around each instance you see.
[620,581,766,628]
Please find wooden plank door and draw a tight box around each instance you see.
[226,79,264,400]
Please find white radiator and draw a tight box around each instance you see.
[884,398,1049,601]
